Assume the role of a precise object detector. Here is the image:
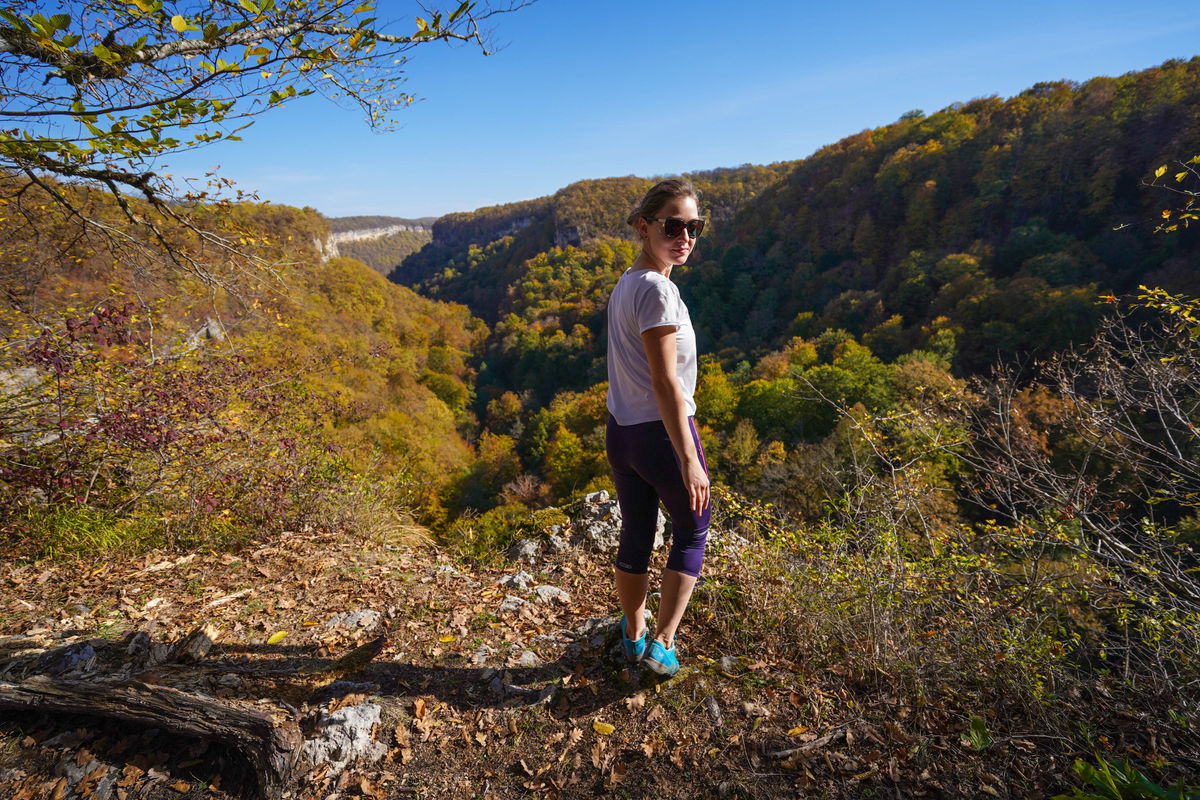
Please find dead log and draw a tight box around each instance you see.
[0,634,51,662]
[168,623,221,664]
[0,675,302,800]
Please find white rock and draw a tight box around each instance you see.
[508,538,542,563]
[472,644,495,666]
[301,703,387,774]
[534,585,570,605]
[498,595,527,614]
[325,610,382,631]
[499,571,535,591]
[510,650,541,668]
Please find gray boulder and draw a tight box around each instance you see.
[573,492,665,553]
[508,538,542,563]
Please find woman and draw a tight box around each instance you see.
[606,178,711,677]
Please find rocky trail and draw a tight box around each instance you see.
[0,494,1184,799]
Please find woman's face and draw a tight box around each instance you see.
[638,195,700,269]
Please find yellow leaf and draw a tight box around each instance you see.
[170,14,189,32]
[266,631,287,645]
[787,725,809,737]
[301,620,318,627]
[1155,165,1167,179]
[592,721,615,735]
[438,634,455,643]
[1176,172,1188,183]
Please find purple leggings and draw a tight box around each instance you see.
[605,414,710,578]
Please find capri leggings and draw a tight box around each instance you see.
[605,414,711,578]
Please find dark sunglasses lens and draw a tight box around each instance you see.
[663,218,703,238]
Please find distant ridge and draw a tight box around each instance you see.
[327,215,436,233]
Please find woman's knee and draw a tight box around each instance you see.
[665,527,708,577]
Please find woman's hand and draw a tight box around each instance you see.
[682,456,710,515]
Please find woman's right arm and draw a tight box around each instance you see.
[642,325,709,515]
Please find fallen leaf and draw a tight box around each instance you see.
[170,781,191,793]
[117,766,143,788]
[592,721,615,735]
[606,759,627,788]
[266,631,287,645]
[787,725,810,737]
[567,727,583,746]
[438,634,455,643]
[646,706,664,724]
[49,778,68,800]
[414,698,426,719]
[625,692,646,712]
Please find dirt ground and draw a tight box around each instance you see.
[2,528,1196,799]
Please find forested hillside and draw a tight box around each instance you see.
[0,184,483,549]
[385,58,1200,524]
[681,59,1200,371]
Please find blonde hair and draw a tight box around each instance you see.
[626,178,700,227]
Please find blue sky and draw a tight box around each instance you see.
[161,1,1200,219]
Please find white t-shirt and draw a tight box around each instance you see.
[606,268,697,425]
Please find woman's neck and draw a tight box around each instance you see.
[633,252,671,278]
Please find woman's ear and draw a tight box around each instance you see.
[635,216,648,240]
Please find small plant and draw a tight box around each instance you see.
[963,715,993,751]
[1053,757,1200,800]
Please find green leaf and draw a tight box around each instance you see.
[0,10,26,30]
[91,43,118,64]
[239,0,261,14]
[449,1,473,23]
[48,13,70,31]
[966,715,992,750]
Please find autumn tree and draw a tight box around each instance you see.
[0,0,530,294]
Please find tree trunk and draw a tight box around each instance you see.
[0,675,302,800]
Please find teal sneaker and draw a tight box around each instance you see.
[643,638,679,676]
[619,615,647,662]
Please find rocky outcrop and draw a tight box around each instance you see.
[320,224,431,261]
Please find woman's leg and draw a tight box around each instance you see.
[615,568,649,640]
[654,568,697,647]
[607,416,658,642]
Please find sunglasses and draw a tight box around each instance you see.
[643,216,705,239]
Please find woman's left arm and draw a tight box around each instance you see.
[642,325,709,515]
